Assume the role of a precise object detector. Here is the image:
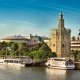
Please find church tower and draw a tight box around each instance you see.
[50,12,71,57]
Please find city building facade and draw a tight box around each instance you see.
[71,30,80,51]
[0,34,43,45]
[0,35,31,44]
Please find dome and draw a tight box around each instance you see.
[2,35,30,41]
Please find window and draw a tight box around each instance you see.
[53,44,55,47]
[62,44,64,47]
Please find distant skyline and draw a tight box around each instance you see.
[0,0,80,39]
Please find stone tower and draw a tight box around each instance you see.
[50,12,71,57]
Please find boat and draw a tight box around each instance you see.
[45,57,75,69]
[0,58,26,67]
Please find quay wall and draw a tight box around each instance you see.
[75,62,80,69]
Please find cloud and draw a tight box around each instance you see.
[0,20,33,37]
[0,20,50,39]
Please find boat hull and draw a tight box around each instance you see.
[0,59,25,67]
[47,65,75,70]
[45,57,75,70]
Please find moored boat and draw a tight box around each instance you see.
[0,58,26,67]
[45,57,75,69]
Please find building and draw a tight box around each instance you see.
[0,35,31,44]
[49,12,71,57]
[0,34,43,45]
[71,30,80,51]
[25,34,43,44]
[42,36,50,44]
[43,38,50,44]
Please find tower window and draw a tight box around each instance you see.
[62,44,64,47]
[53,44,55,47]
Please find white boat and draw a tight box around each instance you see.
[0,58,26,67]
[45,57,75,69]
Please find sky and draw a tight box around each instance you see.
[0,0,80,39]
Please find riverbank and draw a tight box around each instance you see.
[25,60,46,67]
[75,62,80,70]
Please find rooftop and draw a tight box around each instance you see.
[1,35,30,41]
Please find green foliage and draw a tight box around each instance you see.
[27,50,56,60]
[10,43,18,51]
[39,43,51,51]
[18,43,26,51]
[0,42,56,60]
[27,43,56,60]
[71,50,80,61]
[27,51,36,59]
[0,41,7,50]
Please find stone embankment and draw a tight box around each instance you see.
[25,61,46,67]
[75,62,80,69]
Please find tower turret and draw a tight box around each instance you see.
[58,11,64,30]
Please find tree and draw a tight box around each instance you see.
[72,36,75,41]
[10,43,19,56]
[71,50,80,61]
[76,51,80,61]
[0,41,7,50]
[18,43,26,51]
[39,43,51,51]
[18,43,26,56]
[27,43,57,60]
[1,48,6,58]
[10,43,18,51]
[39,43,56,58]
[27,51,36,59]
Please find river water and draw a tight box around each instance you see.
[0,65,80,80]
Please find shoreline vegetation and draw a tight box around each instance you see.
[0,41,80,69]
[70,50,80,69]
[0,41,56,62]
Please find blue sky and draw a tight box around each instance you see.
[0,0,80,38]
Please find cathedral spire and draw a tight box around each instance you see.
[58,11,64,30]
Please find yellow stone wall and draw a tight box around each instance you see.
[50,29,71,57]
[49,12,71,57]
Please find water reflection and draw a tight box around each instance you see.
[65,70,80,80]
[0,66,80,80]
[0,64,23,74]
[45,68,67,80]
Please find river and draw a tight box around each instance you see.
[0,65,80,80]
